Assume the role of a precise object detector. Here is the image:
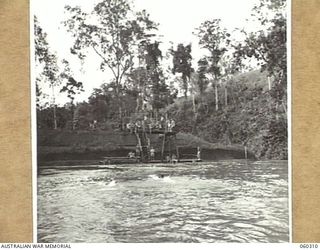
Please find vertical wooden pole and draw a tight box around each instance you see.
[176,146,180,161]
[161,134,166,162]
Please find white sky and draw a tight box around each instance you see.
[31,0,262,105]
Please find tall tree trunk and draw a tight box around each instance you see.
[51,85,57,130]
[224,86,228,107]
[275,103,279,121]
[53,105,57,130]
[184,85,188,99]
[282,101,287,116]
[268,76,271,91]
[192,92,197,134]
[119,105,123,130]
[71,101,75,130]
[136,96,140,112]
[115,83,123,130]
[141,90,145,111]
[192,92,196,116]
[183,77,188,99]
[215,83,219,111]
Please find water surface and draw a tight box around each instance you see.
[38,160,289,243]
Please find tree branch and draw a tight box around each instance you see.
[92,45,118,79]
[118,55,133,86]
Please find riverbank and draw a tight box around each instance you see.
[37,129,255,166]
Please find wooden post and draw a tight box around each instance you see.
[176,146,180,161]
[161,133,166,162]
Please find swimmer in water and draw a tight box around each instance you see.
[163,175,174,182]
[108,179,117,186]
[149,174,164,180]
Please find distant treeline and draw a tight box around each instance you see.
[37,70,287,159]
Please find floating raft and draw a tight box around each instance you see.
[178,159,202,163]
[101,157,140,164]
[101,157,202,165]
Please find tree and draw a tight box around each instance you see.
[64,0,158,125]
[171,43,194,99]
[34,15,60,129]
[195,19,230,111]
[196,57,209,96]
[35,16,87,130]
[234,0,287,110]
[219,53,242,108]
[126,41,174,116]
[144,41,173,113]
[88,83,118,123]
[232,0,287,156]
[127,67,149,112]
[59,59,84,129]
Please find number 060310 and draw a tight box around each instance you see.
[300,244,319,248]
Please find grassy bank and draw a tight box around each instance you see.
[37,129,254,165]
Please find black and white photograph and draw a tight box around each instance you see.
[32,0,289,243]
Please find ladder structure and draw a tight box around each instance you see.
[135,130,178,163]
[161,131,177,162]
[135,131,150,162]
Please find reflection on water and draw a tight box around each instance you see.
[38,160,289,243]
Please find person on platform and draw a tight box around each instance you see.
[166,119,170,132]
[170,119,175,132]
[160,116,165,130]
[142,115,149,132]
[150,147,155,161]
[126,122,132,133]
[155,120,161,130]
[149,118,155,134]
[135,120,141,133]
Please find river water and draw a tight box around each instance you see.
[37,160,289,243]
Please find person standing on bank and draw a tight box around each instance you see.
[136,145,141,161]
[197,147,201,161]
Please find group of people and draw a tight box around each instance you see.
[165,154,178,164]
[126,115,176,134]
[89,120,98,130]
[128,145,156,161]
[128,146,201,162]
